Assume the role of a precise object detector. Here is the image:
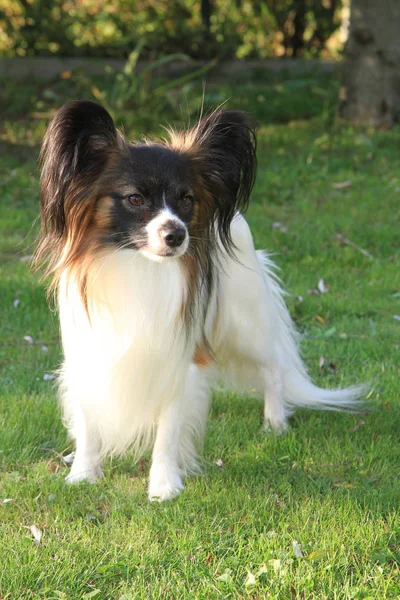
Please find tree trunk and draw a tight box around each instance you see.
[201,0,212,36]
[292,0,306,58]
[340,0,400,127]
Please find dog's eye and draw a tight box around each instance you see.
[180,194,194,210]
[127,193,144,207]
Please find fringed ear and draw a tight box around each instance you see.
[39,100,119,239]
[186,109,258,253]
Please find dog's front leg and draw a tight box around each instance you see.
[65,402,103,484]
[148,398,185,502]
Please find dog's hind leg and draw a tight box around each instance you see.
[262,364,288,434]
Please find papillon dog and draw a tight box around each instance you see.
[35,100,365,501]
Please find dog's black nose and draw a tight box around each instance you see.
[163,227,186,248]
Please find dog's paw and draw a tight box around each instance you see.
[263,418,288,435]
[66,463,103,484]
[148,462,184,502]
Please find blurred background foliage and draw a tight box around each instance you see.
[0,0,345,60]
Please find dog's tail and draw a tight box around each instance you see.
[256,250,367,415]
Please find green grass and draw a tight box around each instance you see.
[0,74,400,599]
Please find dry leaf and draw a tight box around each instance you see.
[317,279,329,294]
[28,524,42,545]
[315,314,326,325]
[43,374,56,381]
[256,564,269,577]
[307,549,326,562]
[244,571,256,587]
[268,559,282,573]
[349,419,365,432]
[332,482,354,488]
[205,551,215,565]
[63,452,75,465]
[293,541,304,558]
[216,569,233,584]
[332,180,352,190]
[272,221,289,233]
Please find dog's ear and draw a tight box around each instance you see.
[39,100,119,237]
[187,110,258,252]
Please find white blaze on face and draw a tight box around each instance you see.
[141,208,189,261]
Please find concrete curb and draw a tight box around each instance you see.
[0,57,341,81]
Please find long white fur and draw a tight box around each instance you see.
[60,214,365,500]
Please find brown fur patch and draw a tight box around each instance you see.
[193,344,212,367]
[95,196,114,228]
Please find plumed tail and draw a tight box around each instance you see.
[283,375,367,414]
[256,250,367,415]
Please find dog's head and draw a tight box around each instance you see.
[35,100,257,282]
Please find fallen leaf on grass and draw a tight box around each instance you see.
[82,591,101,600]
[256,564,269,577]
[307,549,326,562]
[349,419,365,432]
[315,314,326,325]
[272,222,289,233]
[63,451,75,464]
[43,374,56,381]
[332,180,352,190]
[138,457,147,473]
[308,279,330,296]
[332,482,354,488]
[268,559,283,573]
[48,460,59,474]
[290,584,306,599]
[319,357,337,371]
[27,524,42,545]
[244,571,256,588]
[292,541,304,558]
[317,279,329,294]
[216,569,233,584]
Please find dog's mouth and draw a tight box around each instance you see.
[137,244,188,262]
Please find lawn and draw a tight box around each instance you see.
[0,72,399,599]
